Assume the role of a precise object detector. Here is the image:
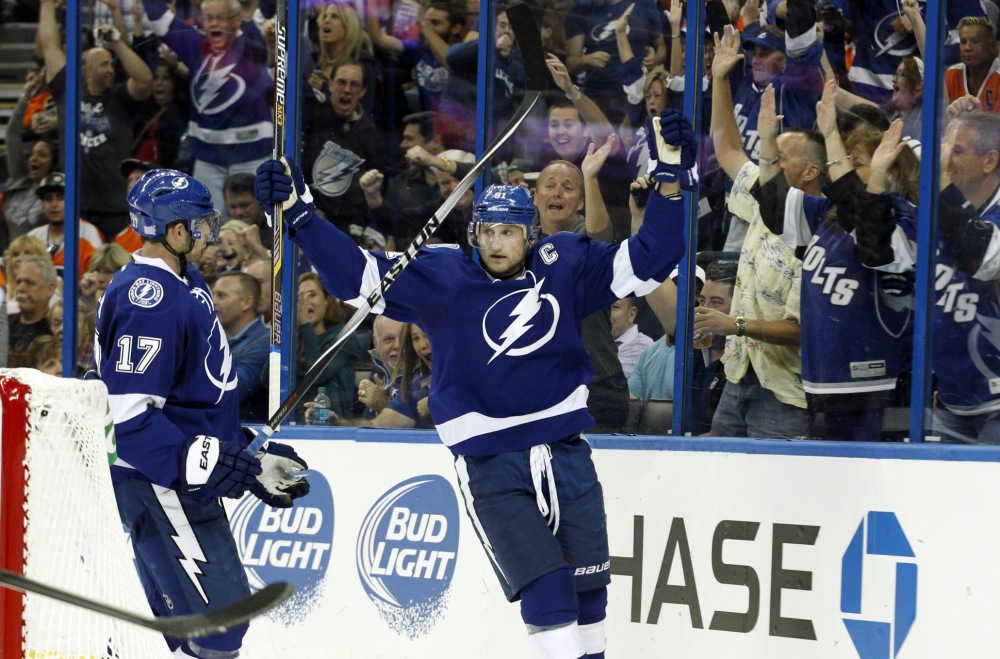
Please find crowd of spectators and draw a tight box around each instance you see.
[2,0,1000,442]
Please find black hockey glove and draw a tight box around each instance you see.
[182,435,262,499]
[254,158,313,228]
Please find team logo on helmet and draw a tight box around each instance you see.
[232,470,334,625]
[128,278,164,308]
[357,475,460,639]
[172,176,189,190]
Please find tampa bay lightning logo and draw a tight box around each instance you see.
[357,476,459,639]
[589,20,618,46]
[127,278,163,308]
[313,140,364,198]
[231,471,334,625]
[482,271,560,364]
[172,176,189,189]
[872,13,918,58]
[205,317,237,402]
[193,53,247,116]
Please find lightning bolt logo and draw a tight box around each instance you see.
[193,55,246,116]
[482,273,560,363]
[128,278,164,308]
[154,486,211,604]
[313,141,364,198]
[591,21,618,45]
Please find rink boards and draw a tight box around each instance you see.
[226,430,1000,658]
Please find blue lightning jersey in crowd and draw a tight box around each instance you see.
[729,24,824,162]
[865,185,1000,414]
[150,12,273,166]
[790,192,913,400]
[95,253,241,487]
[288,192,684,456]
[824,0,986,105]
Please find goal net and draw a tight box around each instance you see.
[0,369,172,659]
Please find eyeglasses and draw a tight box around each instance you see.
[202,13,238,24]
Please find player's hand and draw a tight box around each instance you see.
[255,158,312,227]
[182,436,262,499]
[646,109,698,188]
[251,441,309,508]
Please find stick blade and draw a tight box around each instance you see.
[153,582,295,638]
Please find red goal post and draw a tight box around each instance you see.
[0,369,172,658]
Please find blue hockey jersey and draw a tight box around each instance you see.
[150,12,274,166]
[289,191,685,455]
[96,253,241,488]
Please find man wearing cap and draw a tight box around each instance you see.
[27,173,104,278]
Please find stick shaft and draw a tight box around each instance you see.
[269,0,288,420]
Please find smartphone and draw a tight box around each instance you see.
[631,184,652,210]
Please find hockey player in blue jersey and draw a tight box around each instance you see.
[95,169,309,658]
[255,110,696,658]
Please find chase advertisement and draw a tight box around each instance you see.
[227,437,1000,658]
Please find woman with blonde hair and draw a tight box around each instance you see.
[307,2,377,117]
[77,242,132,374]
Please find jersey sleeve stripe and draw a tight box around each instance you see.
[342,248,389,314]
[109,392,166,424]
[610,241,661,298]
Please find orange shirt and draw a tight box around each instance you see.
[945,58,1000,113]
[114,227,143,254]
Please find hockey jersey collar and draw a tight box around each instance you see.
[132,250,190,283]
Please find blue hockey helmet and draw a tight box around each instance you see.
[467,184,539,248]
[127,169,221,243]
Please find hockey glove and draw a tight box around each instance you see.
[646,109,698,189]
[183,435,262,499]
[254,158,314,228]
[252,443,310,508]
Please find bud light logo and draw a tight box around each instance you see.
[231,470,334,625]
[357,475,460,639]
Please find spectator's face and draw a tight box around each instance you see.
[776,132,812,191]
[15,262,55,317]
[702,280,733,315]
[477,222,529,279]
[495,11,514,58]
[48,305,63,340]
[645,79,667,117]
[424,7,456,40]
[202,0,241,51]
[126,168,148,192]
[84,48,115,94]
[319,6,346,45]
[225,190,261,222]
[152,65,176,107]
[849,146,873,185]
[548,107,589,160]
[948,125,998,195]
[41,191,64,224]
[90,264,118,296]
[330,63,366,119]
[434,168,473,209]
[211,276,251,333]
[244,260,272,316]
[218,228,244,261]
[750,48,785,88]
[28,141,54,182]
[400,123,427,150]
[298,279,329,330]
[373,317,404,369]
[506,169,527,188]
[959,25,996,70]
[609,299,636,339]
[37,352,62,376]
[411,324,432,368]
[534,163,584,233]
[890,64,921,110]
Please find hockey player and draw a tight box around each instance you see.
[95,169,309,658]
[255,110,696,659]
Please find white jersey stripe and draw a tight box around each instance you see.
[343,248,388,314]
[109,392,167,424]
[453,457,507,582]
[610,241,661,298]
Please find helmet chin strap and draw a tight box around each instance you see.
[161,224,194,273]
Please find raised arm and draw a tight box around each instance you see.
[366,9,405,56]
[580,134,619,239]
[900,0,925,60]
[546,53,618,153]
[38,0,66,82]
[756,83,784,186]
[97,28,153,100]
[815,78,854,182]
[710,26,750,180]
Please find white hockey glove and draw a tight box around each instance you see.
[243,428,310,508]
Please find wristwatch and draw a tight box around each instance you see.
[735,316,746,337]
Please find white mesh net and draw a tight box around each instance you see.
[0,369,172,659]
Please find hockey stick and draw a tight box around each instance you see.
[247,1,544,454]
[0,568,292,639]
[268,0,288,420]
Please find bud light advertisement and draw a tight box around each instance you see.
[231,470,334,625]
[356,475,460,639]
